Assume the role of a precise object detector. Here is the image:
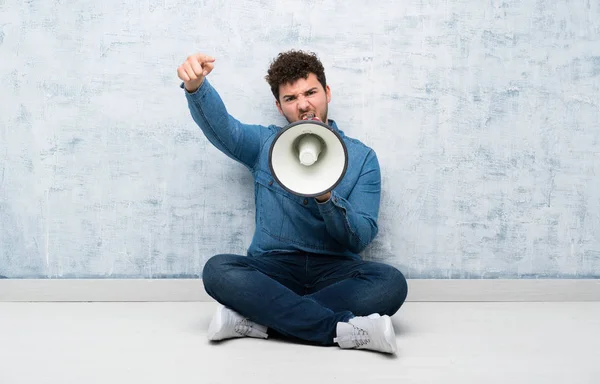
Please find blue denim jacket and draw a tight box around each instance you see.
[183,79,381,260]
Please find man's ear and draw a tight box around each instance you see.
[326,85,331,103]
[276,100,284,116]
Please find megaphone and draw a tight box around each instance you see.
[269,119,348,197]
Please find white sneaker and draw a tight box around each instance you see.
[207,304,269,341]
[334,314,397,354]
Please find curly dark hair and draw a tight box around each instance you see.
[265,50,327,101]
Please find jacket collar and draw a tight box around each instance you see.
[327,119,344,136]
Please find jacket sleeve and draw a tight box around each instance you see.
[315,150,381,254]
[183,79,263,169]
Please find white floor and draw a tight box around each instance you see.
[1,302,599,384]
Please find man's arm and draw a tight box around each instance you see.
[178,53,262,169]
[315,150,381,254]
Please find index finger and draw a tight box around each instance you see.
[194,54,216,64]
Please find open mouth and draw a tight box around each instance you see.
[301,112,320,121]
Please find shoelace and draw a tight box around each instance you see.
[234,318,252,336]
[352,327,370,347]
[334,325,371,347]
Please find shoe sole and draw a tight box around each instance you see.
[381,315,397,354]
[207,305,225,341]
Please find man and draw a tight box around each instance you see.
[177,50,408,354]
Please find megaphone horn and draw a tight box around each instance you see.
[268,119,348,197]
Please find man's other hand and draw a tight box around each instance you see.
[177,53,216,93]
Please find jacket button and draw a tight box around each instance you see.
[303,199,308,205]
[269,180,273,186]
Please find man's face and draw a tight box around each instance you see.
[276,73,331,124]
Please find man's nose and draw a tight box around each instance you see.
[297,96,310,110]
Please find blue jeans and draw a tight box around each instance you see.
[202,253,408,346]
